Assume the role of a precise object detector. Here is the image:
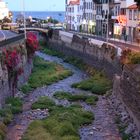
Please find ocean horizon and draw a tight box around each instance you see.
[12,11,65,22]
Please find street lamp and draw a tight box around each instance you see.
[106,0,109,48]
[22,0,26,39]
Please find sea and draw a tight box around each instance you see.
[12,11,65,23]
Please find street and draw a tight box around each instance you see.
[70,31,140,52]
[0,30,18,41]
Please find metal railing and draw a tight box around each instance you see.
[0,34,24,47]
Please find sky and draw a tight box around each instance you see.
[5,0,65,11]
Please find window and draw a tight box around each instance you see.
[121,8,126,15]
[129,10,132,20]
[133,10,137,20]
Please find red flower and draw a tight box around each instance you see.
[26,32,39,54]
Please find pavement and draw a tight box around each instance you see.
[70,31,140,52]
[0,30,18,41]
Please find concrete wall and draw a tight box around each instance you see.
[49,30,122,78]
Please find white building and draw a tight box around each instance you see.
[65,0,96,33]
[0,0,9,20]
[65,0,80,30]
[82,0,96,33]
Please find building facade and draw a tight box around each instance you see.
[126,4,140,42]
[0,0,9,20]
[65,0,96,33]
[65,0,140,43]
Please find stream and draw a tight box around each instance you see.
[5,52,121,140]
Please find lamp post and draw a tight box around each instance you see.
[22,0,26,39]
[106,0,109,47]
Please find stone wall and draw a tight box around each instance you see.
[0,40,32,107]
[49,30,122,78]
[113,65,140,132]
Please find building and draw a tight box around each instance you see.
[126,4,140,42]
[113,0,139,42]
[82,0,96,34]
[65,0,140,44]
[0,0,9,21]
[65,0,80,30]
[65,0,96,33]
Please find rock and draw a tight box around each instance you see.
[89,131,94,135]
[125,123,135,134]
[92,127,96,130]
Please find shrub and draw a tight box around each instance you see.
[0,122,6,140]
[5,97,22,114]
[54,91,98,105]
[31,97,55,110]
[0,108,13,125]
[72,73,111,95]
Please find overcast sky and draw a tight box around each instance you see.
[5,0,65,11]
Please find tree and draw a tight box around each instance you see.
[16,14,24,25]
[2,16,11,23]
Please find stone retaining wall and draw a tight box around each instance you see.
[113,65,140,132]
[49,30,122,78]
[0,40,33,107]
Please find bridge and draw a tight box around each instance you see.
[17,27,48,34]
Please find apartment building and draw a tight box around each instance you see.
[65,0,139,43]
[113,0,139,42]
[65,0,96,33]
[65,0,80,30]
[82,0,96,33]
[0,0,9,20]
[126,4,140,42]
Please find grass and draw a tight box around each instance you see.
[53,91,98,105]
[0,97,23,126]
[115,116,132,140]
[23,97,94,140]
[5,97,23,114]
[42,47,65,58]
[0,122,6,140]
[64,56,86,70]
[72,73,111,95]
[0,97,23,139]
[31,96,55,110]
[21,57,72,94]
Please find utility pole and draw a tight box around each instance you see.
[22,0,26,40]
[106,0,109,48]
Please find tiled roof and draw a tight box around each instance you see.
[127,4,138,9]
[69,0,80,5]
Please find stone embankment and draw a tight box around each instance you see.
[48,30,140,138]
[0,38,33,107]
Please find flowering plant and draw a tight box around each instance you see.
[1,47,24,96]
[26,32,39,56]
[3,49,19,71]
